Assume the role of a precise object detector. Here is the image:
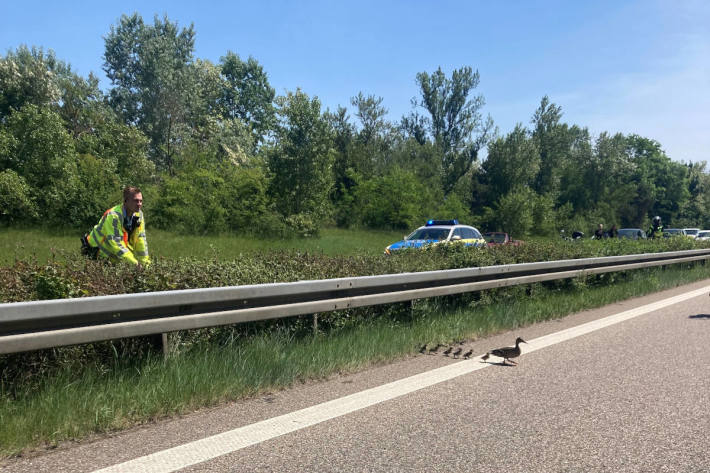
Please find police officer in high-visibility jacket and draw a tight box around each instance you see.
[648,215,663,239]
[83,186,150,266]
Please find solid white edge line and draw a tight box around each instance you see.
[92,285,710,473]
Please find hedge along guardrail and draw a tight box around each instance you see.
[1,248,710,355]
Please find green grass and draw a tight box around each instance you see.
[1,263,708,458]
[0,226,405,265]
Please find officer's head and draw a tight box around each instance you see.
[652,216,661,227]
[123,186,143,214]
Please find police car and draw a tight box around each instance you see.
[384,220,487,254]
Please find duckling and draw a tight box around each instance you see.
[418,344,428,354]
[428,343,445,354]
[481,337,527,365]
[442,346,453,356]
[462,349,473,359]
[452,347,462,358]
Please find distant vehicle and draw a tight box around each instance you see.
[696,230,710,241]
[483,232,523,246]
[663,228,686,238]
[384,220,486,254]
[617,228,647,240]
[683,228,700,239]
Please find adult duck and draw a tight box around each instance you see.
[481,337,527,365]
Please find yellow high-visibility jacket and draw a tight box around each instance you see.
[87,204,150,266]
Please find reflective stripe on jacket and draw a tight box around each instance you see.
[87,204,150,265]
[648,225,663,239]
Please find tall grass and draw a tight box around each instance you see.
[0,227,403,266]
[1,263,708,458]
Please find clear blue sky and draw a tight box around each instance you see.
[2,0,709,163]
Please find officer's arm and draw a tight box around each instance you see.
[133,217,150,266]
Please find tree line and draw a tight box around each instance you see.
[2,13,708,238]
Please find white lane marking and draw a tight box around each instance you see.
[93,285,710,473]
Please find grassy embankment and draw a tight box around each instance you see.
[0,226,404,266]
[1,243,709,457]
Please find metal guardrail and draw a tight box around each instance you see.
[1,249,709,354]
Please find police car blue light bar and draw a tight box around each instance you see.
[426,219,458,226]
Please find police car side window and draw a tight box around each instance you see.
[459,228,474,239]
[452,228,464,239]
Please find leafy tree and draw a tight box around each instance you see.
[413,66,494,195]
[52,62,156,187]
[531,96,567,196]
[481,124,539,198]
[624,135,689,225]
[390,139,442,189]
[555,125,593,212]
[151,145,275,235]
[355,168,430,229]
[483,187,554,236]
[491,187,536,236]
[75,120,154,186]
[0,169,37,223]
[677,161,710,228]
[399,108,428,146]
[584,132,635,223]
[0,46,62,121]
[151,168,228,234]
[326,106,358,226]
[351,92,388,145]
[222,166,273,232]
[196,117,256,169]
[186,59,228,144]
[433,193,472,223]
[267,89,335,221]
[0,105,77,222]
[103,13,197,171]
[349,92,398,178]
[71,154,121,228]
[219,52,275,148]
[530,192,557,236]
[56,71,112,139]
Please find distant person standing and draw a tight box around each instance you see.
[81,186,150,267]
[593,223,605,239]
[607,224,618,238]
[648,216,663,239]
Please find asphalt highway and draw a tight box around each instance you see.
[2,279,709,473]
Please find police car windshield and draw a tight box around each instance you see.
[407,228,450,240]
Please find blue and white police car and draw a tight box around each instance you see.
[384,220,487,255]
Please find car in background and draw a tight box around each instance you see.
[663,228,686,238]
[384,220,486,254]
[617,228,646,240]
[696,230,710,241]
[683,228,700,239]
[483,232,523,246]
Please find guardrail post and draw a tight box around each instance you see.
[150,332,169,356]
[313,313,318,336]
